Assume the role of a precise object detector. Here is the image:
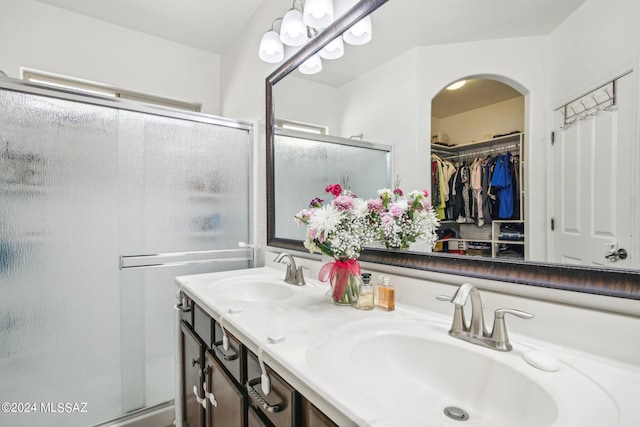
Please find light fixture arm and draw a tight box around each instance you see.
[270,17,283,33]
[291,0,304,13]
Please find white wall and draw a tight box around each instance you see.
[338,49,421,190]
[548,0,640,104]
[435,96,525,146]
[0,0,221,114]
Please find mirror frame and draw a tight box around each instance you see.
[265,0,640,300]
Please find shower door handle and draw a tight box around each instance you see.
[119,248,252,270]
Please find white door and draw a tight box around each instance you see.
[550,72,636,268]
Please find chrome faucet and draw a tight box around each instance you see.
[273,252,306,286]
[437,283,534,351]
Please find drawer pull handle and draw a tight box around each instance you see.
[213,340,239,361]
[246,378,286,413]
[192,358,200,367]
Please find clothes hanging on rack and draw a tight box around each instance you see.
[431,154,456,220]
[490,151,518,219]
[432,145,521,223]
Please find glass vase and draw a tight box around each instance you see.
[318,258,362,305]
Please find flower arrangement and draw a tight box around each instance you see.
[295,179,439,305]
[373,187,440,250]
[294,183,377,260]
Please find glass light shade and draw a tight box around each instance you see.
[303,0,334,29]
[299,54,323,74]
[343,15,372,45]
[258,30,284,63]
[280,9,308,47]
[319,36,344,60]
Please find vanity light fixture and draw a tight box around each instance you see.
[342,14,372,45]
[319,36,344,59]
[280,2,308,47]
[298,53,323,74]
[258,18,285,64]
[303,0,334,29]
[447,80,467,90]
[258,0,373,73]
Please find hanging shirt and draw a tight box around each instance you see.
[490,152,514,218]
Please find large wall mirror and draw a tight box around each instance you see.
[265,0,640,299]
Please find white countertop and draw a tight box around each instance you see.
[176,266,640,427]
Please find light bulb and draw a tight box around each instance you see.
[299,54,323,74]
[319,37,344,60]
[258,30,284,63]
[343,15,372,46]
[303,0,334,29]
[280,9,308,47]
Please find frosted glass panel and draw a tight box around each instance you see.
[274,133,391,240]
[0,86,252,425]
[0,90,122,426]
[118,111,251,412]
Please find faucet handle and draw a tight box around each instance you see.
[494,308,534,320]
[294,265,308,285]
[491,308,534,351]
[436,295,467,334]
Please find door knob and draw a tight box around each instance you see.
[605,248,628,261]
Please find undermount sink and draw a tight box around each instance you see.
[306,318,617,427]
[205,275,295,303]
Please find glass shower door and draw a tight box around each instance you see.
[117,110,252,414]
[0,83,252,426]
[0,90,123,426]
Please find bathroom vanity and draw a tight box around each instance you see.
[175,266,640,427]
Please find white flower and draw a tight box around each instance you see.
[351,197,369,218]
[377,188,392,198]
[408,190,423,199]
[308,204,342,241]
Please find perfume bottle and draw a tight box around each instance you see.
[376,276,395,311]
[354,272,374,310]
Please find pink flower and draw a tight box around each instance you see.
[309,197,324,208]
[294,208,313,226]
[393,188,403,197]
[389,204,405,218]
[367,198,384,213]
[422,189,429,198]
[325,183,343,197]
[333,195,355,211]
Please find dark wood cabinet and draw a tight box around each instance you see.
[204,351,245,427]
[301,398,338,427]
[178,299,339,427]
[181,321,205,427]
[246,350,297,427]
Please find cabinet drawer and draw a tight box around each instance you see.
[246,351,297,427]
[193,304,213,347]
[213,321,244,384]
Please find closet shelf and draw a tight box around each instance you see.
[430,132,522,154]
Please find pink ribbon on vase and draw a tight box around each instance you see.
[318,258,361,300]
